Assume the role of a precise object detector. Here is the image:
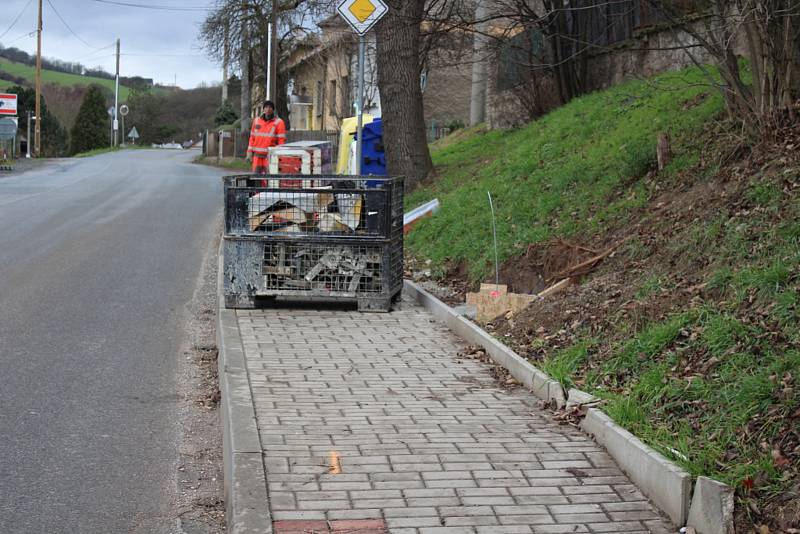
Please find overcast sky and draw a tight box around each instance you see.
[1,0,224,89]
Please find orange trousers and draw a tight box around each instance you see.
[252,156,268,175]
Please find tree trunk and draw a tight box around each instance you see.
[376,0,433,189]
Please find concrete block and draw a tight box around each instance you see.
[580,408,613,443]
[580,408,691,526]
[687,476,735,534]
[548,382,567,409]
[404,280,567,408]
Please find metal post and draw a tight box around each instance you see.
[34,0,42,156]
[356,34,366,175]
[121,113,125,147]
[266,24,272,100]
[26,111,31,158]
[114,38,120,147]
[269,0,278,103]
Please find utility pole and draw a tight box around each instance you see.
[113,38,120,147]
[34,0,43,156]
[269,0,278,101]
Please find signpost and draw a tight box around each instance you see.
[337,0,387,175]
[127,126,139,145]
[119,104,129,146]
[0,94,19,116]
[0,117,17,139]
[0,96,18,161]
[107,106,115,147]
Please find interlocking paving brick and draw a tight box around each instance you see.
[238,299,673,533]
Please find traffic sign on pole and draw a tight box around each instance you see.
[0,117,17,140]
[337,0,388,36]
[337,0,387,175]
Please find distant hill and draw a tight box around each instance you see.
[0,56,132,100]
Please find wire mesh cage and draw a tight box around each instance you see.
[224,175,403,239]
[222,175,404,311]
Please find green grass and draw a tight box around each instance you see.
[541,341,593,389]
[406,66,724,280]
[572,182,799,491]
[0,57,132,100]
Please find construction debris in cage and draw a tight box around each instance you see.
[263,243,384,294]
[247,189,381,235]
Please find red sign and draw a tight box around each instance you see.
[0,93,18,115]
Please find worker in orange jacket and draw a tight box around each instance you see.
[246,99,286,174]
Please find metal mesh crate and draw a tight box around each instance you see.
[222,175,404,311]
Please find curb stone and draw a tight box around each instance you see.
[403,280,566,408]
[404,279,691,526]
[581,408,691,525]
[687,476,735,534]
[217,246,272,534]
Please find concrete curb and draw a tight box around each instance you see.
[403,280,565,408]
[217,247,272,534]
[404,279,691,526]
[581,408,691,525]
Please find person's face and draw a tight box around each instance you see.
[264,105,274,115]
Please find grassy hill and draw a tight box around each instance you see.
[0,56,131,99]
[408,66,799,530]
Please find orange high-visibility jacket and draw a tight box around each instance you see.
[247,115,286,157]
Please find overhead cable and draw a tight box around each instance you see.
[46,0,104,49]
[0,0,35,41]
[86,0,212,12]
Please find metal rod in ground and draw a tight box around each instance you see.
[356,34,365,175]
[488,191,499,291]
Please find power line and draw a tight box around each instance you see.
[75,43,117,62]
[86,0,212,12]
[45,0,104,49]
[2,30,37,46]
[0,0,34,41]
[121,52,205,57]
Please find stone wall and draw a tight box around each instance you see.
[423,61,473,129]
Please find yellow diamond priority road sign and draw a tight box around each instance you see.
[337,0,388,35]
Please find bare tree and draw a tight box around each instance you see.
[647,0,800,135]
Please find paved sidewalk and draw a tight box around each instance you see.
[234,297,675,534]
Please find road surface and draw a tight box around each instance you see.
[0,150,224,533]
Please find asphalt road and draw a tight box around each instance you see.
[0,150,224,534]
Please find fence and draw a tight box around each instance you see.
[205,128,341,167]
